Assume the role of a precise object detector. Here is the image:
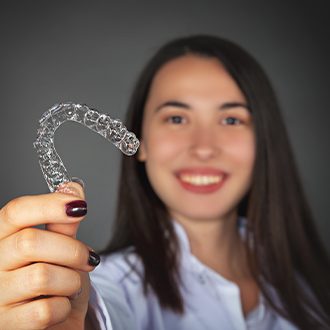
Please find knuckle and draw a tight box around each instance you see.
[31,299,54,328]
[34,298,71,328]
[72,241,87,265]
[15,228,39,258]
[27,263,51,295]
[1,197,23,227]
[0,273,11,296]
[72,271,82,292]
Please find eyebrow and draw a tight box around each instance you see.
[155,100,250,112]
[220,102,251,111]
[155,101,190,111]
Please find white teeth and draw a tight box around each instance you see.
[179,174,223,186]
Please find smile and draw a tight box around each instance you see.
[179,174,224,186]
[175,168,227,194]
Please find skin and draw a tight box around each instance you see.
[139,55,258,314]
[0,182,93,329]
[0,55,257,327]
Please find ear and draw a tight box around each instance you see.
[137,140,147,162]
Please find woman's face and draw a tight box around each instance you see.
[139,55,255,223]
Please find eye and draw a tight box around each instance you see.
[222,117,242,125]
[167,115,186,124]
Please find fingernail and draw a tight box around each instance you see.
[88,251,100,267]
[71,177,85,189]
[65,200,87,217]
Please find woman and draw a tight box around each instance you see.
[90,35,330,329]
[0,35,328,330]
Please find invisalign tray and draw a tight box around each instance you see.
[33,102,140,192]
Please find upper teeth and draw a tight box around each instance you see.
[180,174,223,185]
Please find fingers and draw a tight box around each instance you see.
[0,180,93,329]
[0,182,87,241]
[0,263,81,306]
[0,296,71,330]
[46,181,86,238]
[0,227,96,271]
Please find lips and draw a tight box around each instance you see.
[175,168,227,194]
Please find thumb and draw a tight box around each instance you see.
[46,179,86,238]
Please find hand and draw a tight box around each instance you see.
[0,182,99,329]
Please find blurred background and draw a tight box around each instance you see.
[1,0,329,252]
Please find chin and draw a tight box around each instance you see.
[171,207,238,223]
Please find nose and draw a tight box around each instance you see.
[189,124,219,161]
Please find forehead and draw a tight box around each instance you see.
[148,55,245,102]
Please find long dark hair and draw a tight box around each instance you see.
[102,35,330,329]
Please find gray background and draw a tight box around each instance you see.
[1,1,329,252]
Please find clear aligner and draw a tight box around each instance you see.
[33,102,140,192]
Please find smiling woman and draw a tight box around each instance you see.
[1,34,326,330]
[87,35,330,330]
[139,55,255,231]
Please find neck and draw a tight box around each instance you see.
[173,211,249,280]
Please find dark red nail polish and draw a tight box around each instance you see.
[66,200,87,217]
[88,251,100,267]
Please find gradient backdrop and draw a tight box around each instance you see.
[1,1,329,252]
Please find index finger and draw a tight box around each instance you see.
[0,192,87,241]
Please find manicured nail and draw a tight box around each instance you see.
[65,200,87,217]
[88,251,100,267]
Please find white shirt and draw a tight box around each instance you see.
[89,219,298,329]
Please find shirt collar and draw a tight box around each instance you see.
[172,218,267,322]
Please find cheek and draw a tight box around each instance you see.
[144,129,187,164]
[143,131,185,201]
[222,132,255,169]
